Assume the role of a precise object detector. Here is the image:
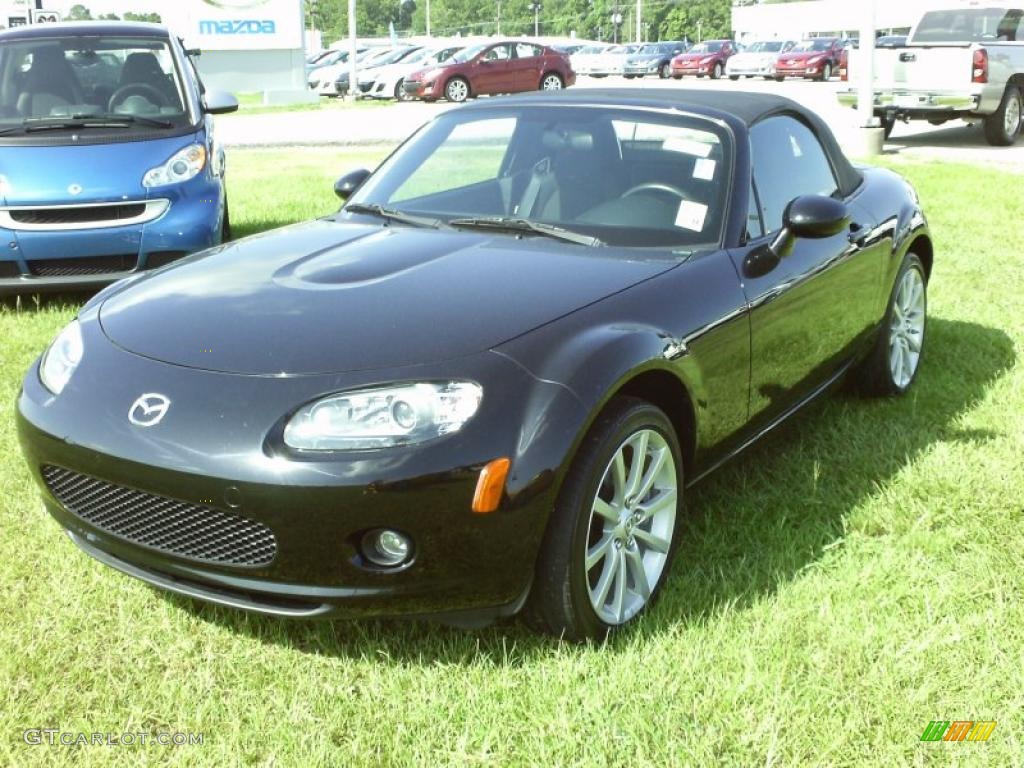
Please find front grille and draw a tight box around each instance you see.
[11,204,146,226]
[144,251,187,269]
[0,261,20,278]
[28,254,137,277]
[42,466,277,567]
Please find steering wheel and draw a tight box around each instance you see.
[108,83,168,111]
[622,182,689,200]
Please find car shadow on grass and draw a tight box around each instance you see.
[160,317,1015,660]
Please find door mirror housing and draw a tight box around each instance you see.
[743,195,849,279]
[334,168,371,200]
[203,89,238,115]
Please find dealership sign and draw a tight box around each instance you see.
[162,0,302,51]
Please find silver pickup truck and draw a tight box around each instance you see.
[838,5,1024,145]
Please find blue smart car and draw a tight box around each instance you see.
[0,22,237,293]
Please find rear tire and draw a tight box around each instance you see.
[540,72,564,91]
[852,253,927,396]
[983,85,1022,146]
[672,74,682,80]
[882,115,896,139]
[729,75,739,81]
[523,398,684,642]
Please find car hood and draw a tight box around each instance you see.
[782,51,823,62]
[0,133,199,205]
[676,52,715,61]
[98,219,675,375]
[626,54,661,64]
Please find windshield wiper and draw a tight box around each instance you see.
[449,216,604,247]
[23,113,173,131]
[344,202,444,229]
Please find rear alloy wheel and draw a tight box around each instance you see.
[524,397,683,641]
[541,73,564,91]
[853,253,927,396]
[984,85,1022,146]
[711,62,723,79]
[445,77,469,103]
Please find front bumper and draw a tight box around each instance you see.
[726,63,774,77]
[17,326,581,621]
[0,177,224,295]
[403,79,443,100]
[837,88,981,114]
[671,62,712,76]
[775,62,825,78]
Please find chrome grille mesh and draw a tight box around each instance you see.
[42,466,276,567]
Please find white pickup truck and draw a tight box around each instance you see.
[838,4,1024,145]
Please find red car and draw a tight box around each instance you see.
[670,40,736,80]
[403,41,575,102]
[774,37,844,81]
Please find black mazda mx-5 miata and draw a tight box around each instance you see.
[18,90,931,640]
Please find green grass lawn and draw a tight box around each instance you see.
[1,151,1022,766]
[232,92,391,115]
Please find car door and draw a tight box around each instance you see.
[728,114,885,427]
[474,44,515,94]
[513,42,544,91]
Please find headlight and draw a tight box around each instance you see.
[701,57,714,64]
[143,143,206,188]
[808,56,824,64]
[284,381,483,451]
[420,68,443,82]
[39,319,83,395]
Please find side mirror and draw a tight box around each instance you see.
[334,168,371,200]
[743,195,849,279]
[203,89,238,114]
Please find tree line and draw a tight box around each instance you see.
[308,0,732,45]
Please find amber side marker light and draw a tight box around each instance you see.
[472,458,511,514]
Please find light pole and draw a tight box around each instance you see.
[611,11,623,44]
[528,2,542,37]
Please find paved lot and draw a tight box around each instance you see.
[218,76,1024,170]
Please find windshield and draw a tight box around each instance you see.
[577,45,606,55]
[689,42,723,53]
[747,41,786,53]
[0,35,189,135]
[375,47,420,66]
[911,8,1022,43]
[348,106,731,249]
[793,39,834,52]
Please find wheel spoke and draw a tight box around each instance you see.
[624,431,649,498]
[586,533,615,571]
[637,488,676,521]
[633,527,670,554]
[611,450,627,503]
[905,329,922,353]
[611,550,628,622]
[591,548,620,607]
[593,497,619,524]
[625,547,650,600]
[892,339,905,384]
[634,446,668,502]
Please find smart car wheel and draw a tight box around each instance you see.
[524,397,683,641]
[445,77,469,103]
[853,253,927,396]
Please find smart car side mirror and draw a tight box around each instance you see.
[203,89,238,114]
[334,168,371,200]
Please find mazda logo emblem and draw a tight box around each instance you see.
[128,393,171,427]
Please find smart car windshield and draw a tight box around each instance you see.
[348,106,731,250]
[0,35,189,136]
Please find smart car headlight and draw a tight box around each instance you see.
[284,381,483,451]
[39,319,83,395]
[143,143,207,188]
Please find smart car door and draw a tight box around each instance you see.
[729,115,884,426]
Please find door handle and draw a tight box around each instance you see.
[848,221,867,246]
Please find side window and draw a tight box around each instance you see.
[515,43,541,59]
[484,45,511,62]
[749,115,838,233]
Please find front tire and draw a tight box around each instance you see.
[983,85,1022,146]
[395,79,412,101]
[729,74,739,81]
[220,197,231,243]
[711,62,723,79]
[852,253,927,396]
[524,398,683,641]
[658,63,670,79]
[821,62,833,81]
[445,77,470,103]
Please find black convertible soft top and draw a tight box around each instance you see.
[469,88,864,197]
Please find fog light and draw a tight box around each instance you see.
[362,528,412,567]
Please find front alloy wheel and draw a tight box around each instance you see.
[445,77,469,102]
[524,397,683,641]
